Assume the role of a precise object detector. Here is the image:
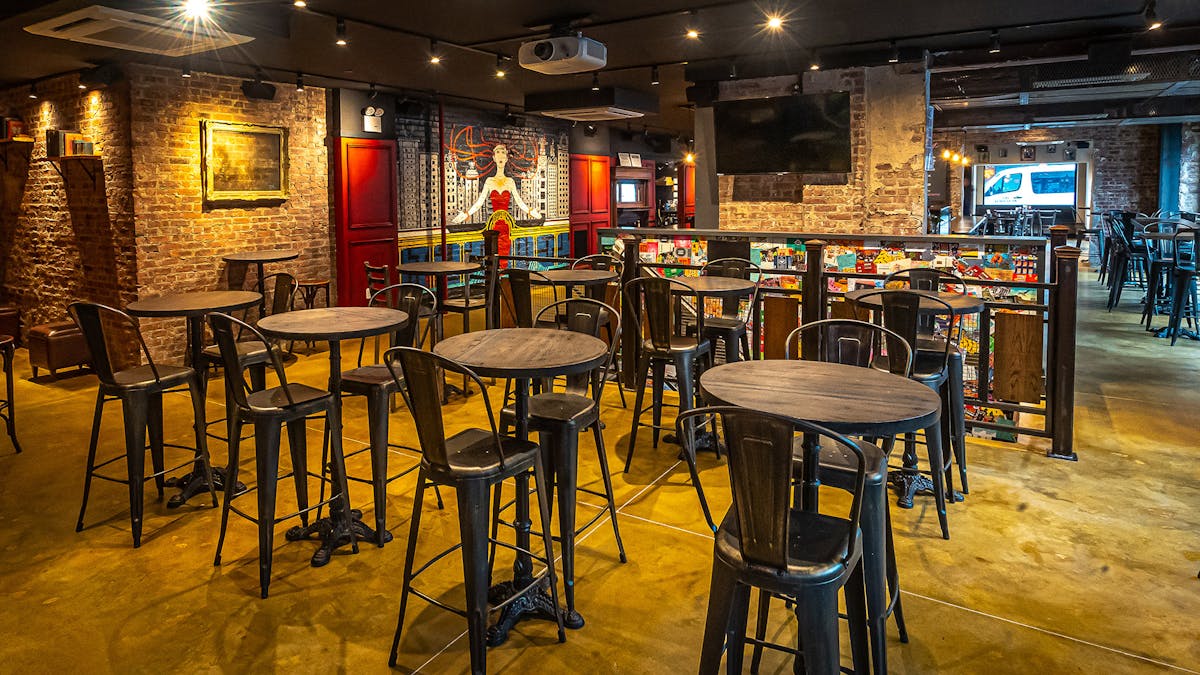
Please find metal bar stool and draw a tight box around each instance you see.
[0,334,20,453]
[69,302,217,548]
[699,257,761,363]
[208,312,358,598]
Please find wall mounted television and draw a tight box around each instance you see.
[713,92,851,175]
[982,162,1078,208]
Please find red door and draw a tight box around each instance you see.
[569,154,610,256]
[334,138,398,306]
[680,163,696,228]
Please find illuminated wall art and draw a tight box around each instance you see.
[201,120,288,203]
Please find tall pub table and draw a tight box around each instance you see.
[534,268,617,299]
[844,287,985,506]
[126,290,262,506]
[256,306,409,565]
[433,327,609,644]
[222,249,300,316]
[700,359,943,674]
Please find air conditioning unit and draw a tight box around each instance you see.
[525,87,659,121]
[25,5,254,57]
[519,35,606,75]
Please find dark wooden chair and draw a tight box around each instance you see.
[207,312,357,597]
[69,302,217,548]
[699,257,761,363]
[684,406,870,675]
[622,276,715,531]
[0,334,20,453]
[384,347,564,674]
[497,298,627,625]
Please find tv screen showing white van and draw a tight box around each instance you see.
[982,163,1078,208]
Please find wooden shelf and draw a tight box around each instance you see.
[43,155,103,184]
[0,138,34,144]
[45,155,102,161]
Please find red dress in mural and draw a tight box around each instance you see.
[451,144,541,266]
[487,189,514,260]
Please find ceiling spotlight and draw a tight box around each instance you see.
[295,73,304,91]
[78,82,87,90]
[495,55,507,78]
[888,41,900,63]
[685,10,699,39]
[809,50,820,71]
[728,62,737,79]
[686,28,700,39]
[650,65,660,86]
[591,73,600,91]
[181,64,192,78]
[183,0,210,20]
[335,18,347,46]
[684,152,695,164]
[293,0,306,6]
[429,40,442,64]
[766,15,784,31]
[1144,0,1163,30]
[989,30,1001,54]
[28,83,37,99]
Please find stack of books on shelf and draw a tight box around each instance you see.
[1,116,32,142]
[45,129,96,157]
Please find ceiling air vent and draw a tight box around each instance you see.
[525,87,659,122]
[24,5,253,57]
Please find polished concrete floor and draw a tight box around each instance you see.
[0,278,1197,673]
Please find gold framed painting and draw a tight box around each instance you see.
[201,120,288,202]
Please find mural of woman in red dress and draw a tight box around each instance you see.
[451,141,541,260]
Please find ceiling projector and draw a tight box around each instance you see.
[518,34,606,74]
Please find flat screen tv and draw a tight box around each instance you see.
[713,93,851,174]
[982,163,1078,208]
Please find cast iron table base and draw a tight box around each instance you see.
[486,578,584,647]
[166,467,245,508]
[285,509,392,567]
[890,471,964,508]
[1150,326,1200,341]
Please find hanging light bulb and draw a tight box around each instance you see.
[591,72,600,91]
[962,156,971,166]
[952,152,961,162]
[650,65,660,86]
[335,18,347,46]
[429,40,442,64]
[942,149,952,160]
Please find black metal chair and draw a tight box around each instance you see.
[496,298,627,625]
[440,254,490,336]
[699,257,761,363]
[0,334,20,453]
[572,254,627,408]
[384,347,564,674]
[1140,222,1179,328]
[1165,227,1200,345]
[208,312,358,598]
[853,288,956,540]
[69,302,217,548]
[622,276,715,531]
[883,268,970,495]
[200,272,296,443]
[341,282,444,545]
[685,406,870,675]
[770,318,913,674]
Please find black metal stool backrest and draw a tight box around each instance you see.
[702,257,761,321]
[785,319,913,377]
[678,406,865,570]
[497,268,556,328]
[255,273,298,318]
[623,276,703,353]
[854,289,956,377]
[572,254,625,302]
[68,302,161,389]
[383,347,504,471]
[534,298,621,400]
[884,268,966,295]
[206,312,294,412]
[356,282,437,368]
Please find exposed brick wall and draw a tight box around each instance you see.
[1181,123,1199,213]
[0,74,136,338]
[127,64,331,360]
[934,125,1161,221]
[715,65,928,235]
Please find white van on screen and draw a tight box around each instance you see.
[982,163,1077,207]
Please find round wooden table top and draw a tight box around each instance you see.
[537,268,617,286]
[672,276,756,297]
[221,249,300,264]
[127,291,261,318]
[395,261,481,276]
[700,359,941,436]
[256,307,409,342]
[844,288,985,315]
[433,328,608,379]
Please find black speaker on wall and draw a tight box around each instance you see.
[241,79,276,101]
[1075,141,1090,149]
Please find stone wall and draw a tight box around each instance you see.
[1181,123,1199,213]
[127,65,331,359]
[934,125,1161,220]
[0,74,136,335]
[713,65,929,235]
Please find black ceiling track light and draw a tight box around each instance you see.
[335,17,347,46]
[650,65,660,85]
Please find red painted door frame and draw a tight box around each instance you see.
[569,153,611,256]
[334,137,399,307]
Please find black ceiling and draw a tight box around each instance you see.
[2,0,1200,132]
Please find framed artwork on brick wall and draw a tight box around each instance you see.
[201,120,288,203]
